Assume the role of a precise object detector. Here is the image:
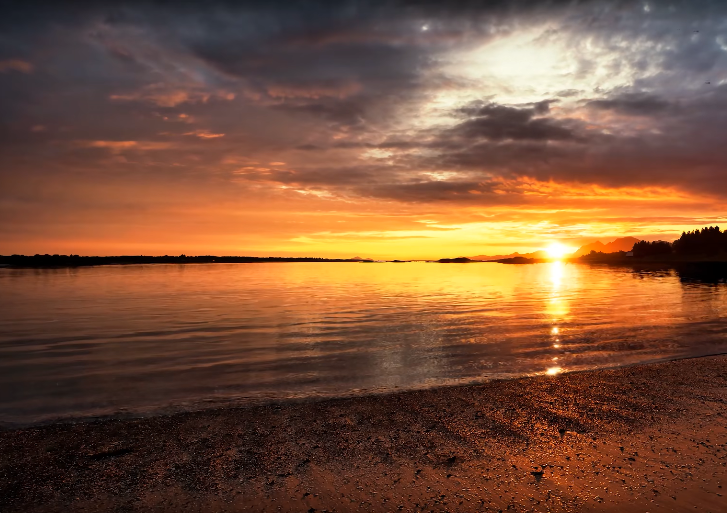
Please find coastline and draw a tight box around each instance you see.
[4,253,727,269]
[0,255,361,268]
[2,356,726,512]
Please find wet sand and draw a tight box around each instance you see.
[1,356,726,512]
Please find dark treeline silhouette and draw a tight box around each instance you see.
[0,254,357,268]
[579,225,727,264]
[672,226,727,255]
[628,225,727,258]
[632,240,672,257]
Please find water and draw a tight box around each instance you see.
[1,262,726,425]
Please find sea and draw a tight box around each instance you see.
[1,261,726,424]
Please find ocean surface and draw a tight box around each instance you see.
[1,261,726,425]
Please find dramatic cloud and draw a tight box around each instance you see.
[1,0,727,258]
[447,102,579,142]
[586,93,671,116]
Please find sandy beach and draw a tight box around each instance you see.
[1,355,726,512]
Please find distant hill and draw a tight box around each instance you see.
[573,237,640,257]
[468,252,522,261]
[468,250,547,261]
[467,237,640,261]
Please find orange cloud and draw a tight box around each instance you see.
[110,84,235,107]
[76,140,173,153]
[0,59,33,73]
[489,177,695,202]
[183,130,225,139]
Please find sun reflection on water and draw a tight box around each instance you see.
[546,261,570,375]
[549,260,564,288]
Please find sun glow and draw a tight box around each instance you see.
[545,242,573,259]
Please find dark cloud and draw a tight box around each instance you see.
[586,92,671,115]
[3,0,727,253]
[448,102,578,142]
[272,98,368,128]
[361,179,490,203]
[556,89,581,98]
[265,165,378,187]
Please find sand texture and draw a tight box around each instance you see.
[1,356,727,512]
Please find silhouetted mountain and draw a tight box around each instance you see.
[573,241,605,256]
[468,250,547,261]
[468,252,521,261]
[468,237,639,261]
[573,237,640,257]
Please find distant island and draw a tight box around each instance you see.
[437,257,473,263]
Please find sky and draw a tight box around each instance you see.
[1,0,727,259]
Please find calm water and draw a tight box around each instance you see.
[1,262,726,424]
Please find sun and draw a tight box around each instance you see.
[545,242,573,259]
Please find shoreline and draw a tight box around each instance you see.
[4,350,727,431]
[4,255,727,269]
[2,355,726,512]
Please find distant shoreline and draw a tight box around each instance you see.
[0,255,376,268]
[3,253,727,269]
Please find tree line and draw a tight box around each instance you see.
[632,226,727,257]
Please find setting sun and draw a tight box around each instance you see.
[545,243,573,259]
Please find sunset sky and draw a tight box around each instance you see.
[1,0,727,259]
